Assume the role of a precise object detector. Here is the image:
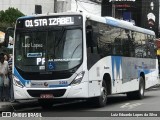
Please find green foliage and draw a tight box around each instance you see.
[0,7,25,29]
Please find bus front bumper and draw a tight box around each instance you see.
[14,82,89,100]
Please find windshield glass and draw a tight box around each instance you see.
[15,28,82,72]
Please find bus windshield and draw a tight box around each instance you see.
[15,28,82,72]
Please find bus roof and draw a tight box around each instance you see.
[18,11,155,36]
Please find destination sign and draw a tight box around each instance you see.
[25,17,74,27]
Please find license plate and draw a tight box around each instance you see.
[40,94,53,99]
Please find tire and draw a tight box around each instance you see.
[127,77,145,99]
[38,99,53,109]
[135,77,145,99]
[89,80,107,107]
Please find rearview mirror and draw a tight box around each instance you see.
[4,27,14,47]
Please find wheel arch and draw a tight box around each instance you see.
[140,72,145,88]
[103,73,112,95]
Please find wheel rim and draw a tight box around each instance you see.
[140,83,144,96]
[101,86,107,102]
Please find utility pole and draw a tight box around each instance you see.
[112,1,115,18]
[54,0,57,13]
[54,0,71,13]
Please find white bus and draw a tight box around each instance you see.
[4,12,159,108]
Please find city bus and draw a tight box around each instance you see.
[4,11,159,108]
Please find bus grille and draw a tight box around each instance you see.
[27,89,66,97]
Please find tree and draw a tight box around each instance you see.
[0,7,24,48]
[0,7,24,30]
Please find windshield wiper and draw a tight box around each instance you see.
[56,27,66,46]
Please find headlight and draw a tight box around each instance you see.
[12,75,24,88]
[71,71,85,85]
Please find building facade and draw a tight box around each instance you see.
[101,0,159,37]
[0,0,54,15]
[0,0,101,16]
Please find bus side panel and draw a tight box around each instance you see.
[88,56,159,97]
[88,56,112,97]
[120,57,158,93]
[111,56,123,93]
[111,56,139,94]
[145,59,159,89]
[120,57,139,93]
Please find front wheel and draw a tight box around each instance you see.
[88,80,107,107]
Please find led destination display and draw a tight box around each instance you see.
[25,17,74,27]
[17,15,82,28]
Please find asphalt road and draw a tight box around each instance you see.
[1,86,160,120]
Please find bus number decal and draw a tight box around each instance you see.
[59,81,68,85]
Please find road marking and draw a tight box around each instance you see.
[120,103,142,109]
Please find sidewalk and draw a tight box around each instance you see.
[0,101,19,111]
[0,99,38,112]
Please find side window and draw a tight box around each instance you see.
[134,32,154,58]
[86,20,155,59]
[146,36,156,58]
[134,32,144,58]
[86,21,101,69]
[113,29,133,57]
[129,31,136,57]
[86,25,93,48]
[86,22,98,54]
[98,23,121,57]
[121,29,130,56]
